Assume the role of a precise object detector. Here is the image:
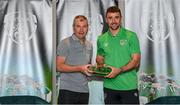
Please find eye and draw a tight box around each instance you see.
[76,25,80,28]
[108,17,112,19]
[115,16,120,19]
[83,26,88,28]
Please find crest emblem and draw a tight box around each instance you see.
[4,12,37,45]
[120,39,127,46]
[140,2,174,43]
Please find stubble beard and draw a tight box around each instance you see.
[110,24,120,30]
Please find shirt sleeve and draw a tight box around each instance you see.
[57,39,69,57]
[129,33,141,54]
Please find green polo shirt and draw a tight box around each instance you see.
[97,27,140,90]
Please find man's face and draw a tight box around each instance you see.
[106,12,121,30]
[73,18,88,40]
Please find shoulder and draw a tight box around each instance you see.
[85,40,93,47]
[122,27,138,40]
[61,37,70,43]
[57,37,71,55]
[123,27,136,36]
[98,32,108,40]
[60,37,70,45]
[57,37,71,49]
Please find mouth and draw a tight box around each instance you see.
[111,23,117,26]
[110,24,120,30]
[79,33,84,35]
[79,31,85,34]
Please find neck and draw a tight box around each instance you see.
[110,28,120,36]
[79,38,85,44]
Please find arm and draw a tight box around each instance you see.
[106,32,141,78]
[105,53,140,78]
[96,55,104,67]
[120,53,141,72]
[121,32,141,71]
[56,56,92,76]
[96,37,106,67]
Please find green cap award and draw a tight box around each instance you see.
[88,66,112,76]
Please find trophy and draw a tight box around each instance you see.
[88,55,112,76]
[88,66,112,76]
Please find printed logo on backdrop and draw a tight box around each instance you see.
[140,7,175,43]
[4,12,37,45]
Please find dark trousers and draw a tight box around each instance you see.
[58,89,89,104]
[104,88,140,104]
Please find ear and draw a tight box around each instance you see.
[73,26,75,32]
[120,16,122,21]
[105,17,108,23]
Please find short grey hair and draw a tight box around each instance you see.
[72,15,88,27]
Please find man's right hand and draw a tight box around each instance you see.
[96,55,104,67]
[79,64,93,76]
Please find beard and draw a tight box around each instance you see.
[109,23,120,30]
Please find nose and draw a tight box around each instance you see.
[112,18,116,23]
[80,27,84,31]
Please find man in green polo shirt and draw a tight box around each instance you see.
[96,6,141,104]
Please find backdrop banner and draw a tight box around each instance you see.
[125,0,180,103]
[0,0,52,102]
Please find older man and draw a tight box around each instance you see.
[56,15,93,104]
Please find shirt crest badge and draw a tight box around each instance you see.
[120,40,127,46]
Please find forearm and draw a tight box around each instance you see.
[96,55,104,66]
[56,63,82,72]
[120,59,140,72]
[120,54,140,72]
[105,54,140,78]
[56,56,83,72]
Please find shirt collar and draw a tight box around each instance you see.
[72,34,86,45]
[108,26,124,37]
[72,34,80,41]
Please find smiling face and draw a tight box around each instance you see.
[105,6,122,35]
[73,16,88,40]
[106,12,121,31]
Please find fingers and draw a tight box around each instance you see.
[85,71,92,76]
[83,64,94,76]
[104,71,113,78]
[86,64,93,72]
[87,69,94,73]
[104,67,119,78]
[104,66,113,78]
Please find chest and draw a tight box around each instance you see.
[66,41,92,65]
[102,37,130,53]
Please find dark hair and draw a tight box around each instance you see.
[106,6,122,17]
